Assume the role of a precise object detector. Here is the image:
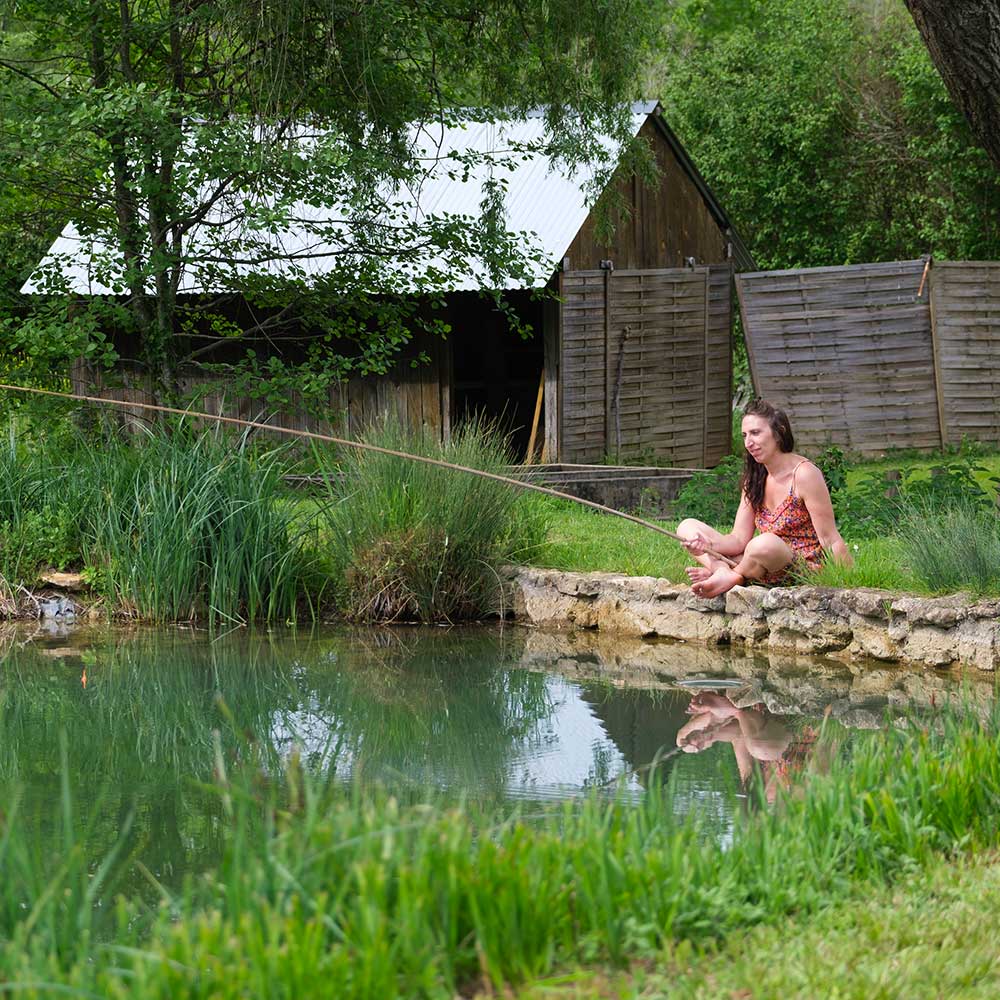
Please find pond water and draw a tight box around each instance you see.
[0,623,990,890]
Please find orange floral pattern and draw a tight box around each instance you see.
[753,489,824,585]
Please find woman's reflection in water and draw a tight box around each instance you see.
[675,691,822,804]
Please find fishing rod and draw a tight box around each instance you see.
[0,382,736,567]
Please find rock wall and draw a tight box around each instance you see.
[507,567,1000,671]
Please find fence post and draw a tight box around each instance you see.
[926,259,948,449]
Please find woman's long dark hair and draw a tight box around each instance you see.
[741,399,794,512]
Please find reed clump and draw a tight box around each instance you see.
[0,425,317,624]
[317,418,548,622]
[82,430,312,624]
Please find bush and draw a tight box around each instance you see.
[316,418,548,622]
[832,457,995,541]
[674,453,742,526]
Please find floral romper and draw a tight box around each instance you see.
[753,460,824,585]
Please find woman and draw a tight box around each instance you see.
[677,399,852,598]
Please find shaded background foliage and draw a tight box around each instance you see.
[654,0,1000,270]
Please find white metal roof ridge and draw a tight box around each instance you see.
[23,103,656,297]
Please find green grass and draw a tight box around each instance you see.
[535,504,931,594]
[513,857,1000,998]
[1,704,1000,995]
[531,502,690,581]
[312,417,548,622]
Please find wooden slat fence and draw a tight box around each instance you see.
[931,261,1000,447]
[560,264,732,464]
[739,259,951,455]
[72,339,449,442]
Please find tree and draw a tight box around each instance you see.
[0,0,658,405]
[654,0,1000,271]
[903,1,1000,172]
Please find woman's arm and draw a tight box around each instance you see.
[683,495,756,557]
[797,464,853,565]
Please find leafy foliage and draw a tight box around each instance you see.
[831,456,994,540]
[673,453,743,527]
[0,0,658,405]
[657,0,1000,270]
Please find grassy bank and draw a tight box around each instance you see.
[1,705,1000,995]
[4,421,1000,621]
[534,445,1000,598]
[515,857,1000,998]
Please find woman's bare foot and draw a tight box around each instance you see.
[691,566,744,599]
[685,566,712,584]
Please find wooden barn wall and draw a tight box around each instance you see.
[930,261,1000,447]
[72,337,448,440]
[739,259,1000,456]
[560,264,732,465]
[565,119,729,272]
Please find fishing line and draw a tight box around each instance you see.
[0,382,736,566]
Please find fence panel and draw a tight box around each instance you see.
[931,261,1000,447]
[738,260,941,455]
[559,269,608,463]
[561,265,732,465]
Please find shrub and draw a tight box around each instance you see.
[674,453,742,526]
[831,457,995,541]
[316,418,548,622]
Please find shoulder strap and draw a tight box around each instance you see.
[789,459,811,494]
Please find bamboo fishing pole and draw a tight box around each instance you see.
[0,382,737,567]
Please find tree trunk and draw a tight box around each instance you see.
[903,0,1000,171]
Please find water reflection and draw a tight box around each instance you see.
[0,622,988,889]
[675,691,826,805]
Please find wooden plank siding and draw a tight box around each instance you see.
[738,260,941,456]
[73,340,448,441]
[930,261,1000,447]
[560,264,732,464]
[565,119,729,272]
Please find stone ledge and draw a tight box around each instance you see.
[505,567,1000,671]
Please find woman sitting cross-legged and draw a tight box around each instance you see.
[677,399,852,599]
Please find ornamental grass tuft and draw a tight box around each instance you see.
[315,417,548,622]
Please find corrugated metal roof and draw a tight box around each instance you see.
[25,101,757,294]
[23,103,659,296]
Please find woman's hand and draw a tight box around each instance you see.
[682,532,711,556]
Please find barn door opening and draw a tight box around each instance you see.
[558,265,732,466]
[448,290,545,460]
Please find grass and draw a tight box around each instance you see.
[513,857,1000,998]
[535,504,927,594]
[895,500,1000,596]
[2,703,1000,995]
[313,417,548,622]
[532,501,689,581]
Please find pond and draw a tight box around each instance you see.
[0,623,989,893]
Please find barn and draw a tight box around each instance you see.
[26,101,752,466]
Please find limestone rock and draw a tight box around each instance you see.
[725,585,767,618]
[39,570,86,592]
[505,566,1000,672]
[890,594,970,628]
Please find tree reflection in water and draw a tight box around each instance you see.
[0,625,558,897]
